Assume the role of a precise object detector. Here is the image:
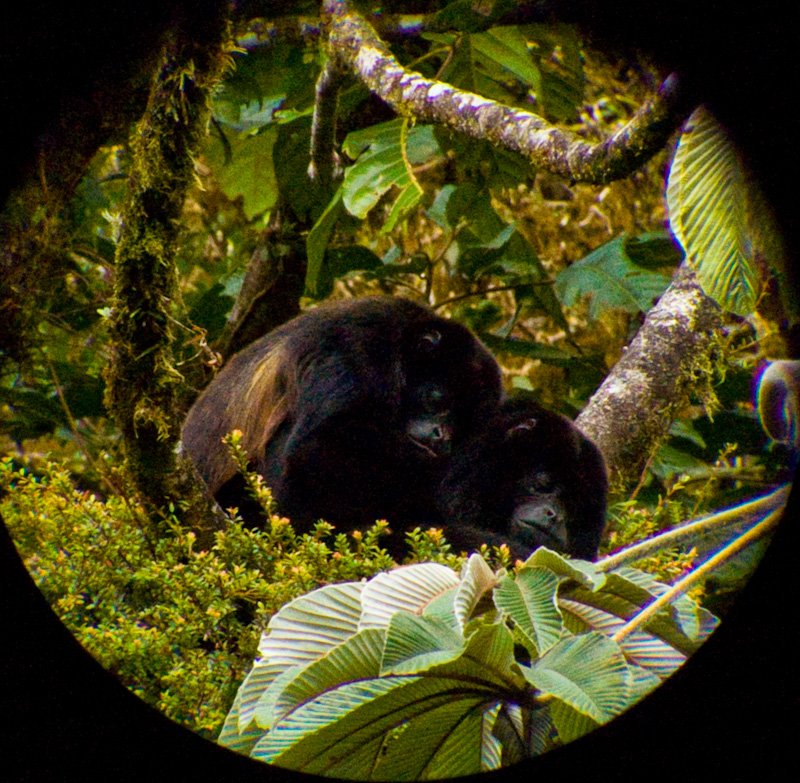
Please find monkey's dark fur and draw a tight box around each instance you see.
[437,398,608,561]
[182,296,503,547]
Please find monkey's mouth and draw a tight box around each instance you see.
[512,511,568,551]
[407,434,444,458]
[405,418,452,459]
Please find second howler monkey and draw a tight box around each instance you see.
[436,398,608,561]
[182,296,503,541]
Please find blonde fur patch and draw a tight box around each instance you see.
[231,339,296,468]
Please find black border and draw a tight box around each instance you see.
[2,2,798,779]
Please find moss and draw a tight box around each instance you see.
[104,11,236,523]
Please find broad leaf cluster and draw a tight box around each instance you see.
[220,550,717,778]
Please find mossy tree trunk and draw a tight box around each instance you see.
[104,4,233,543]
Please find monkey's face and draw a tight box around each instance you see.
[405,380,453,458]
[509,470,570,552]
[496,402,608,561]
[401,319,501,463]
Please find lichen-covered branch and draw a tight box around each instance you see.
[104,5,233,542]
[575,264,723,483]
[321,0,692,185]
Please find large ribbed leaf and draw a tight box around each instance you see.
[382,612,466,675]
[493,567,562,656]
[234,581,364,731]
[525,632,632,723]
[559,599,687,678]
[221,553,719,774]
[256,675,496,778]
[666,106,758,315]
[259,581,364,662]
[453,553,497,631]
[359,563,461,630]
[273,628,386,723]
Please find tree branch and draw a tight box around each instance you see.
[320,0,693,185]
[575,263,723,483]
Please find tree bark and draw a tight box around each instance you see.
[576,263,723,483]
[104,3,234,544]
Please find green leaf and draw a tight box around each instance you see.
[309,244,383,300]
[457,619,522,685]
[558,599,687,679]
[524,547,607,590]
[359,563,461,630]
[274,628,386,721]
[555,234,673,318]
[526,632,632,723]
[254,675,416,769]
[375,697,488,779]
[341,120,441,222]
[216,687,263,755]
[205,127,278,219]
[548,699,600,743]
[213,40,317,128]
[259,580,364,662]
[453,553,497,632]
[494,567,563,656]
[305,187,345,297]
[666,106,759,315]
[624,232,684,270]
[273,116,328,222]
[471,27,542,95]
[559,567,718,658]
[382,612,466,675]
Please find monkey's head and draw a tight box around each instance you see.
[437,397,608,561]
[398,307,502,464]
[498,400,608,560]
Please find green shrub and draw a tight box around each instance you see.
[1,457,462,738]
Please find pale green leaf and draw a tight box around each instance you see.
[453,553,497,631]
[666,106,758,315]
[559,598,687,679]
[524,547,607,590]
[493,567,563,656]
[359,562,461,630]
[274,628,386,722]
[525,632,632,723]
[382,612,465,675]
[256,580,363,669]
[259,674,500,777]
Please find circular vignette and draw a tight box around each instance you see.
[1,1,797,779]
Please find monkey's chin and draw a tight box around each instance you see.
[510,516,568,553]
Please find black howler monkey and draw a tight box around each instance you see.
[436,398,608,561]
[181,296,503,542]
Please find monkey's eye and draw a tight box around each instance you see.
[508,417,538,437]
[418,330,442,350]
